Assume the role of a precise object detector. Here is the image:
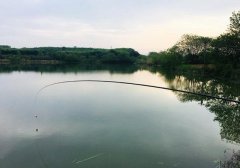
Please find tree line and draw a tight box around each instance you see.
[145,11,240,69]
[0,47,140,64]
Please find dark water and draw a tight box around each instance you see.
[0,65,239,168]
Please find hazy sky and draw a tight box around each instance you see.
[0,0,239,54]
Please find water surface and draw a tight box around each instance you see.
[0,65,239,168]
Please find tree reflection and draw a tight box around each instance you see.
[0,63,138,74]
[153,68,240,144]
[155,67,240,167]
[207,100,240,144]
[220,150,240,168]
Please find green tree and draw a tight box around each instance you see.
[212,11,240,67]
[213,34,240,66]
[175,35,212,56]
[174,34,213,64]
[147,51,182,67]
[229,11,240,37]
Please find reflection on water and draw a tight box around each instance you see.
[0,64,139,74]
[152,67,240,144]
[150,67,240,167]
[220,150,240,168]
[0,64,239,168]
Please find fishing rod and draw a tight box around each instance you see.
[37,80,240,104]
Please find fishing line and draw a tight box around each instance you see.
[37,80,240,104]
[33,91,50,168]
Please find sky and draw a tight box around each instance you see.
[0,0,239,54]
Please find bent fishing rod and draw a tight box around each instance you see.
[36,80,240,104]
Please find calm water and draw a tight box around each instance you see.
[0,65,239,168]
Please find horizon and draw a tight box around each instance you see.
[0,0,239,54]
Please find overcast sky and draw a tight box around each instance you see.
[0,0,239,54]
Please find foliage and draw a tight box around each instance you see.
[229,11,240,37]
[175,35,213,55]
[146,50,182,67]
[146,11,240,69]
[212,11,240,68]
[0,47,140,64]
[212,33,240,67]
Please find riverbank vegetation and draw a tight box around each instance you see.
[0,47,140,64]
[145,11,240,70]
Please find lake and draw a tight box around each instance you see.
[0,64,239,168]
